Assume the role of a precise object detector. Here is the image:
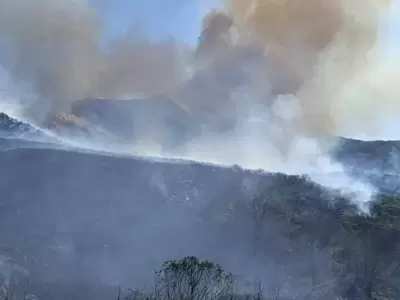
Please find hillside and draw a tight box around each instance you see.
[0,113,399,299]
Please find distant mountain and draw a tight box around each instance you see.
[0,113,40,136]
[333,137,400,174]
[332,137,400,195]
[0,112,64,146]
[71,97,197,150]
[3,103,400,178]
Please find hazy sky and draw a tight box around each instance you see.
[90,0,219,44]
[91,0,400,49]
[382,0,400,56]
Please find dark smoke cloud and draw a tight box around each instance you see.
[194,10,233,64]
[174,0,390,139]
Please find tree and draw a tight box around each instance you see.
[337,196,400,299]
[0,275,37,300]
[153,256,234,300]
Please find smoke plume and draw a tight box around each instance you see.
[0,0,188,120]
[220,0,391,136]
[0,0,100,118]
[0,0,393,133]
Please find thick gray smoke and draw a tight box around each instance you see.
[0,0,100,118]
[0,0,188,120]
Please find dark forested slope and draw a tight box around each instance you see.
[0,112,399,299]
